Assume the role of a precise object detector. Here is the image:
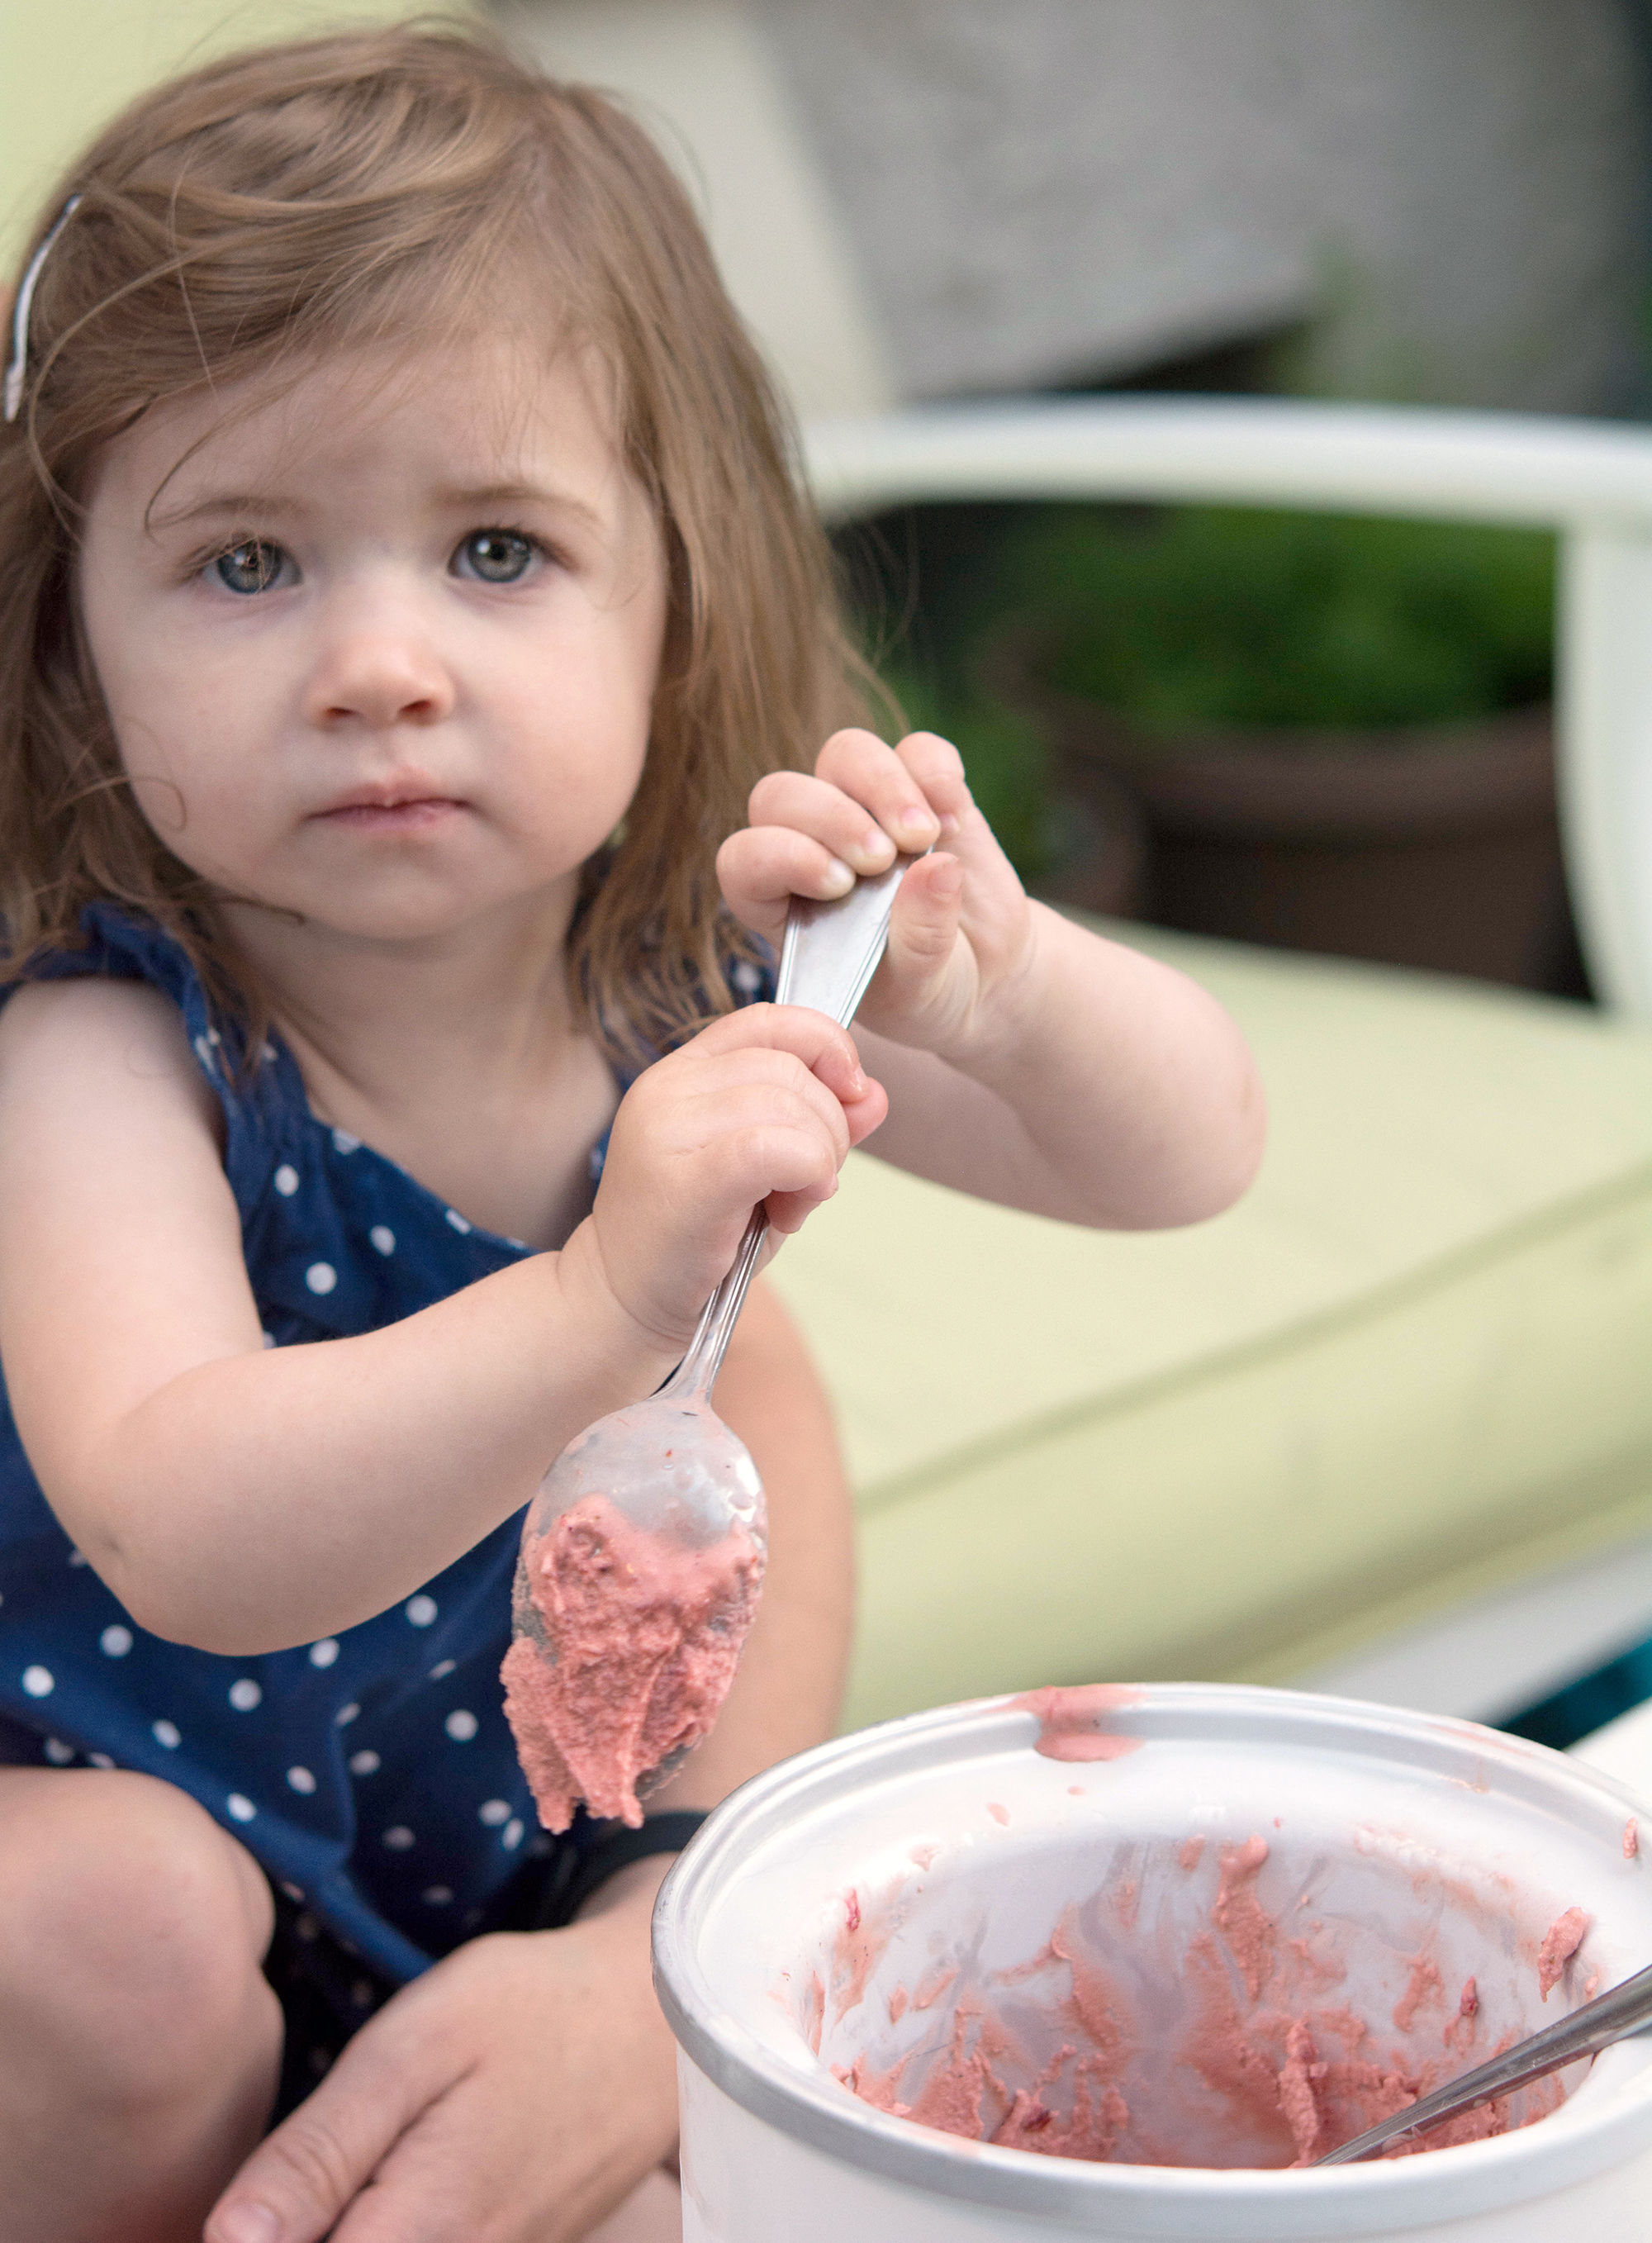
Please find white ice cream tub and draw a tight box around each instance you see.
[653,1685,1652,2240]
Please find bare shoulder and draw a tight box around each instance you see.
[0,977,221,1143]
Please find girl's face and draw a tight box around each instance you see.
[78,329,668,948]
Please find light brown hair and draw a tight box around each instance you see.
[0,18,875,1061]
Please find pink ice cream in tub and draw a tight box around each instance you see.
[653,1684,1652,2241]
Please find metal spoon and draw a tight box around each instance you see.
[1316,1959,1652,2164]
[504,857,917,1830]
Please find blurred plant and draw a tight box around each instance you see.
[1009,506,1556,739]
[872,654,1049,881]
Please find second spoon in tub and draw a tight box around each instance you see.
[501,856,919,1832]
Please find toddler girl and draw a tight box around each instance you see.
[0,24,1264,2243]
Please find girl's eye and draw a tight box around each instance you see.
[211,539,289,596]
[454,530,538,585]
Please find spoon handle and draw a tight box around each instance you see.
[660,856,915,1405]
[1315,1959,1652,2164]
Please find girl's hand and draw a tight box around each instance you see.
[205,1873,676,2243]
[572,1003,887,1352]
[716,728,1036,1068]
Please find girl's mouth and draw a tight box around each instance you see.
[312,790,466,834]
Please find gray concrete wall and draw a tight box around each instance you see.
[762,0,1648,412]
[506,0,1649,416]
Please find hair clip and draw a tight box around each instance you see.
[4,194,83,425]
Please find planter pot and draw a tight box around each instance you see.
[1000,639,1572,989]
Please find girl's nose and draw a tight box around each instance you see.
[302,611,457,733]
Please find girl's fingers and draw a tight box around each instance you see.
[745,770,900,875]
[894,729,973,834]
[875,853,967,1011]
[206,2034,420,2243]
[814,726,967,847]
[689,1000,870,1107]
[716,825,859,926]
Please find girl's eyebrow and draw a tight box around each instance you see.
[433,479,605,530]
[150,482,605,535]
[150,492,311,535]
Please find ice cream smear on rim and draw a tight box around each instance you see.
[502,1488,763,1831]
[814,1692,1597,2169]
[1014,1683,1146,1762]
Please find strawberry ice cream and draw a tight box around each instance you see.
[831,1827,1580,2167]
[502,1491,763,1830]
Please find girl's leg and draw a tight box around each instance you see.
[0,1765,282,2243]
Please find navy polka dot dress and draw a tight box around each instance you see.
[0,903,771,1989]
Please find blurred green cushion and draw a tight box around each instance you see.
[765,924,1652,1732]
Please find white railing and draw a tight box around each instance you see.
[804,398,1652,1018]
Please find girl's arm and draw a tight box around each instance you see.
[0,976,880,1656]
[203,1278,853,2243]
[718,728,1266,1228]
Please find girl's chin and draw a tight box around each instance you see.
[216,876,585,949]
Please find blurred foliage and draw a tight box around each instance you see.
[1018,507,1556,736]
[842,501,1558,884]
[874,653,1050,882]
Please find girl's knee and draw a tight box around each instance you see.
[0,1770,277,2099]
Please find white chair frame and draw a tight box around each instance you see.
[805,397,1652,1019]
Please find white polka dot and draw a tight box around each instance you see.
[405,1595,437,1628]
[263,1331,278,1349]
[732,960,762,993]
[422,1885,453,1906]
[152,1719,181,1749]
[309,1638,339,1669]
[67,1548,87,1566]
[349,1750,381,1777]
[260,1042,278,1066]
[226,1793,256,1822]
[332,1129,361,1154]
[478,1799,510,1827]
[193,1034,216,1072]
[382,1826,415,1851]
[228,1679,262,1712]
[43,1737,74,1765]
[366,1226,396,1261]
[273,1164,300,1196]
[87,1752,114,1770]
[99,1624,132,1657]
[335,1701,361,1727]
[427,1659,456,1680]
[503,1818,525,1850]
[444,1709,478,1742]
[287,1765,317,1794]
[279,1880,305,1903]
[305,1262,337,1295]
[21,1666,53,1698]
[206,1027,221,1046]
[444,1208,472,1234]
